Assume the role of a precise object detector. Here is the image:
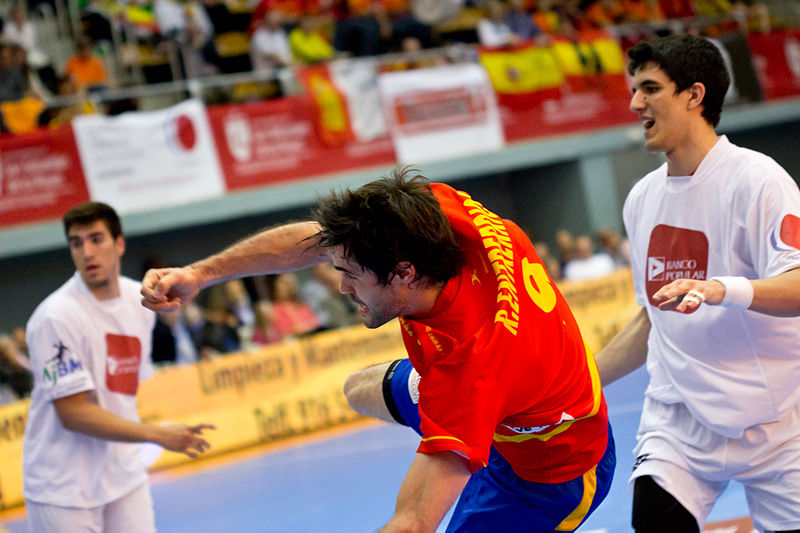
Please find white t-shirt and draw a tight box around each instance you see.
[22,273,156,507]
[623,135,800,438]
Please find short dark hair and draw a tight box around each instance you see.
[627,34,730,127]
[63,202,122,239]
[312,167,464,286]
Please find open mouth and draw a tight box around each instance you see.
[643,119,655,130]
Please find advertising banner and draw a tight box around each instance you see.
[748,29,800,100]
[72,99,225,214]
[137,322,406,420]
[378,63,505,164]
[0,125,89,227]
[208,96,396,192]
[558,268,638,355]
[0,399,27,510]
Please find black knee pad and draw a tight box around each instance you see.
[632,476,699,533]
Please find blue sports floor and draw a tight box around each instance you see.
[0,366,750,532]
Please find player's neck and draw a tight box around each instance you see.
[666,128,719,177]
[405,279,446,318]
[87,275,122,301]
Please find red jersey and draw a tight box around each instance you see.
[400,183,609,483]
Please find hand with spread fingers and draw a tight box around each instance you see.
[157,423,216,458]
[652,279,726,313]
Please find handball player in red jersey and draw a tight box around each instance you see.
[142,167,615,532]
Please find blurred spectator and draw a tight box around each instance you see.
[477,0,521,47]
[329,0,388,57]
[581,0,626,29]
[0,334,33,402]
[252,300,281,345]
[0,43,28,103]
[64,35,113,92]
[731,0,770,33]
[554,228,577,271]
[251,10,293,71]
[380,35,448,71]
[563,234,616,281]
[380,0,433,53]
[248,0,309,34]
[596,226,630,267]
[0,45,45,134]
[2,3,56,93]
[618,0,664,23]
[300,262,359,330]
[657,0,694,18]
[506,0,543,42]
[154,0,225,77]
[289,14,336,63]
[155,305,202,364]
[268,272,320,341]
[533,241,562,281]
[532,0,562,34]
[223,280,256,348]
[151,313,178,364]
[11,326,28,359]
[196,283,241,357]
[37,75,95,129]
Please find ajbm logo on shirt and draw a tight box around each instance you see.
[42,340,83,386]
[646,224,708,308]
[105,333,141,395]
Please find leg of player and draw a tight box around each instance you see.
[343,359,422,435]
[632,476,699,533]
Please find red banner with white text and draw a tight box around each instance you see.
[207,96,396,192]
[0,125,89,227]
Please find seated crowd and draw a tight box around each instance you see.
[0,225,632,405]
[145,261,362,364]
[0,0,782,134]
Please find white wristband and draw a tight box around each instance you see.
[710,276,753,310]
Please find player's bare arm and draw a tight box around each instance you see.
[141,221,327,312]
[594,307,650,386]
[54,392,215,458]
[653,267,800,317]
[381,451,471,533]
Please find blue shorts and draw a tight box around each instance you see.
[382,358,616,532]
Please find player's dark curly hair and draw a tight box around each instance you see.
[627,34,730,127]
[312,166,464,286]
[63,202,122,239]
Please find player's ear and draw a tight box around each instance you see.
[393,261,416,285]
[116,235,126,257]
[687,82,706,111]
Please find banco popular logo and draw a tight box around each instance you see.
[647,256,665,281]
[645,225,709,307]
[43,340,83,386]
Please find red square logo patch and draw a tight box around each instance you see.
[646,225,709,307]
[105,334,141,395]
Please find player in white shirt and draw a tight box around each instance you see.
[22,202,215,533]
[595,34,800,532]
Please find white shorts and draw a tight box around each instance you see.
[628,397,800,532]
[26,482,156,533]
